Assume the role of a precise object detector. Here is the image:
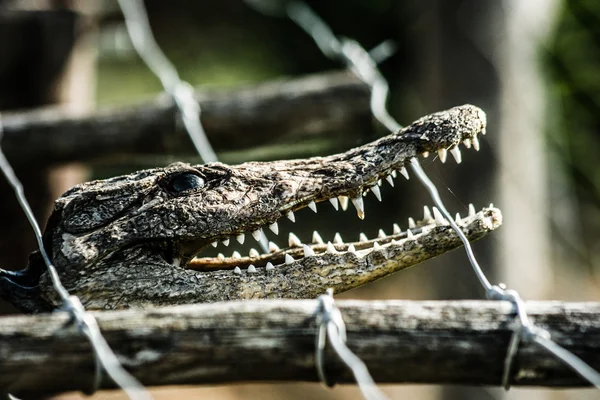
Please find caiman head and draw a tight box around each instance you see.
[2,105,501,312]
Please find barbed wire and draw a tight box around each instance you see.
[245,0,600,393]
[0,116,152,400]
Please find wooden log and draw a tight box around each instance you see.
[1,71,372,167]
[1,300,599,398]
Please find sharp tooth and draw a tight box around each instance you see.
[329,197,339,210]
[489,203,494,208]
[333,233,344,245]
[222,238,230,246]
[265,262,275,271]
[472,135,480,151]
[423,206,433,221]
[268,222,279,235]
[450,146,462,164]
[312,231,324,244]
[407,230,414,239]
[373,242,382,251]
[351,196,365,220]
[286,211,296,222]
[211,241,218,248]
[378,229,386,238]
[303,244,315,257]
[285,254,294,264]
[438,148,448,163]
[339,196,349,211]
[432,207,446,224]
[359,232,368,242]
[422,151,430,158]
[217,253,225,260]
[455,212,461,222]
[326,242,337,254]
[391,170,397,178]
[408,217,416,229]
[468,203,476,217]
[463,138,472,149]
[252,229,263,242]
[172,258,181,268]
[247,265,257,273]
[288,232,302,247]
[481,128,487,135]
[249,248,260,258]
[377,179,382,187]
[232,251,241,259]
[236,233,245,244]
[386,175,395,187]
[348,244,356,253]
[308,200,318,213]
[393,223,401,234]
[400,167,409,180]
[268,241,280,252]
[371,186,382,202]
[233,267,242,275]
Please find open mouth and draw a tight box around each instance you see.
[185,127,493,275]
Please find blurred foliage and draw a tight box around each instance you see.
[546,0,600,267]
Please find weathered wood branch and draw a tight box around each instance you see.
[1,71,372,167]
[1,300,599,398]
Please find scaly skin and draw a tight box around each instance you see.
[0,104,501,312]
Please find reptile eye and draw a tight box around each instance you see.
[166,173,205,194]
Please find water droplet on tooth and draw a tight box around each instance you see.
[393,223,401,234]
[329,197,339,210]
[222,238,230,246]
[233,267,242,275]
[217,253,225,260]
[338,196,349,211]
[378,229,386,238]
[432,207,446,224]
[472,135,480,151]
[303,244,315,257]
[359,232,368,242]
[252,229,263,241]
[211,241,218,248]
[400,167,409,180]
[249,248,260,258]
[386,175,395,187]
[348,244,356,253]
[265,262,275,271]
[373,242,382,250]
[438,148,448,163]
[232,251,241,259]
[312,231,324,244]
[463,138,472,149]
[285,254,294,264]
[423,206,433,221]
[333,233,343,245]
[406,230,414,239]
[351,196,365,220]
[236,233,245,244]
[286,210,295,222]
[268,241,280,252]
[308,200,318,213]
[468,203,476,217]
[268,222,279,235]
[408,217,416,229]
[326,242,337,254]
[371,186,382,202]
[247,265,257,273]
[288,232,302,247]
[450,146,462,164]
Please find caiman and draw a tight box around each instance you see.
[0,104,501,313]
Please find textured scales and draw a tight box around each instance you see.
[0,104,501,312]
